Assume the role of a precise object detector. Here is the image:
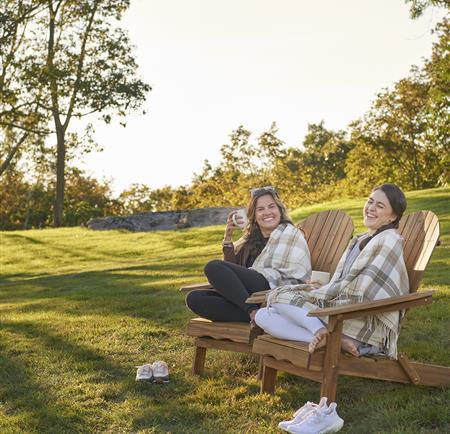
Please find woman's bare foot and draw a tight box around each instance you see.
[341,336,360,357]
[308,327,328,353]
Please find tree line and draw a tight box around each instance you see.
[1,1,448,230]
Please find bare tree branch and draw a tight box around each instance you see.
[0,131,28,175]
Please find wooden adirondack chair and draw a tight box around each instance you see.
[181,210,354,375]
[253,210,450,401]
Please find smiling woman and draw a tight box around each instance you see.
[359,184,407,249]
[256,183,409,359]
[185,187,312,326]
[364,189,398,232]
[252,193,282,237]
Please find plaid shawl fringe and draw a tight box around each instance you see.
[268,229,409,359]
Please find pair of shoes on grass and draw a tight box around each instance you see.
[135,360,169,383]
[278,397,344,433]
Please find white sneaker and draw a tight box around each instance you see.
[278,397,328,431]
[152,360,169,383]
[135,364,153,382]
[287,402,344,434]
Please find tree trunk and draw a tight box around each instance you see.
[23,188,34,229]
[48,1,65,228]
[53,128,66,227]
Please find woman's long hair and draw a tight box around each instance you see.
[243,189,293,256]
[359,183,407,251]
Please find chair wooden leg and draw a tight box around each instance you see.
[320,317,343,402]
[257,356,263,380]
[192,343,207,375]
[261,361,277,394]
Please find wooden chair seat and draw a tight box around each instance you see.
[254,332,450,392]
[255,210,449,400]
[187,318,258,374]
[188,317,252,343]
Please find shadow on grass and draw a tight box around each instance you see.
[0,251,213,285]
[0,320,114,433]
[2,233,46,244]
[0,320,220,433]
[0,345,88,433]
[1,241,448,346]
[0,261,206,332]
[2,232,115,264]
[1,228,224,282]
[274,373,450,433]
[129,360,267,433]
[129,384,223,433]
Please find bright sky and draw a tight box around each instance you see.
[79,0,447,196]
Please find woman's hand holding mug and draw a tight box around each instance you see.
[223,209,248,245]
[305,271,331,289]
[232,208,248,229]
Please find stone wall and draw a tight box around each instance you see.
[87,207,240,232]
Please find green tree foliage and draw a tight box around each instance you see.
[424,19,449,185]
[342,125,397,196]
[405,0,449,18]
[119,183,153,214]
[0,169,37,230]
[188,125,261,208]
[171,17,447,209]
[344,19,449,192]
[269,147,309,206]
[1,0,150,227]
[118,183,188,214]
[301,122,353,187]
[0,166,117,229]
[0,1,50,175]
[356,71,434,189]
[174,122,350,210]
[1,7,447,229]
[64,167,120,226]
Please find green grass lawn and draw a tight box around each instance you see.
[0,187,449,433]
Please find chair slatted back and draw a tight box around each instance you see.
[297,210,354,275]
[398,211,440,293]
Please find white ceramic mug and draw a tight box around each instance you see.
[311,270,331,284]
[232,208,248,229]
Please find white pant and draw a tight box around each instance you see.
[255,303,325,342]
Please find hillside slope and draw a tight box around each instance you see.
[0,187,448,433]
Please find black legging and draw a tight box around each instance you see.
[185,259,270,322]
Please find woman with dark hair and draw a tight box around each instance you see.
[256,184,409,359]
[186,186,311,324]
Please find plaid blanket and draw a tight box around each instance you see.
[268,229,409,359]
[250,223,311,289]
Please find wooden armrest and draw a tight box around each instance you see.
[308,290,435,320]
[179,282,214,293]
[246,290,270,304]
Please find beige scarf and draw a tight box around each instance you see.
[249,223,311,289]
[268,229,409,359]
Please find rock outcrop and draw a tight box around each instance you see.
[87,207,240,232]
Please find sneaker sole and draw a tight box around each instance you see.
[153,376,169,383]
[289,419,343,434]
[320,419,344,433]
[136,377,154,382]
